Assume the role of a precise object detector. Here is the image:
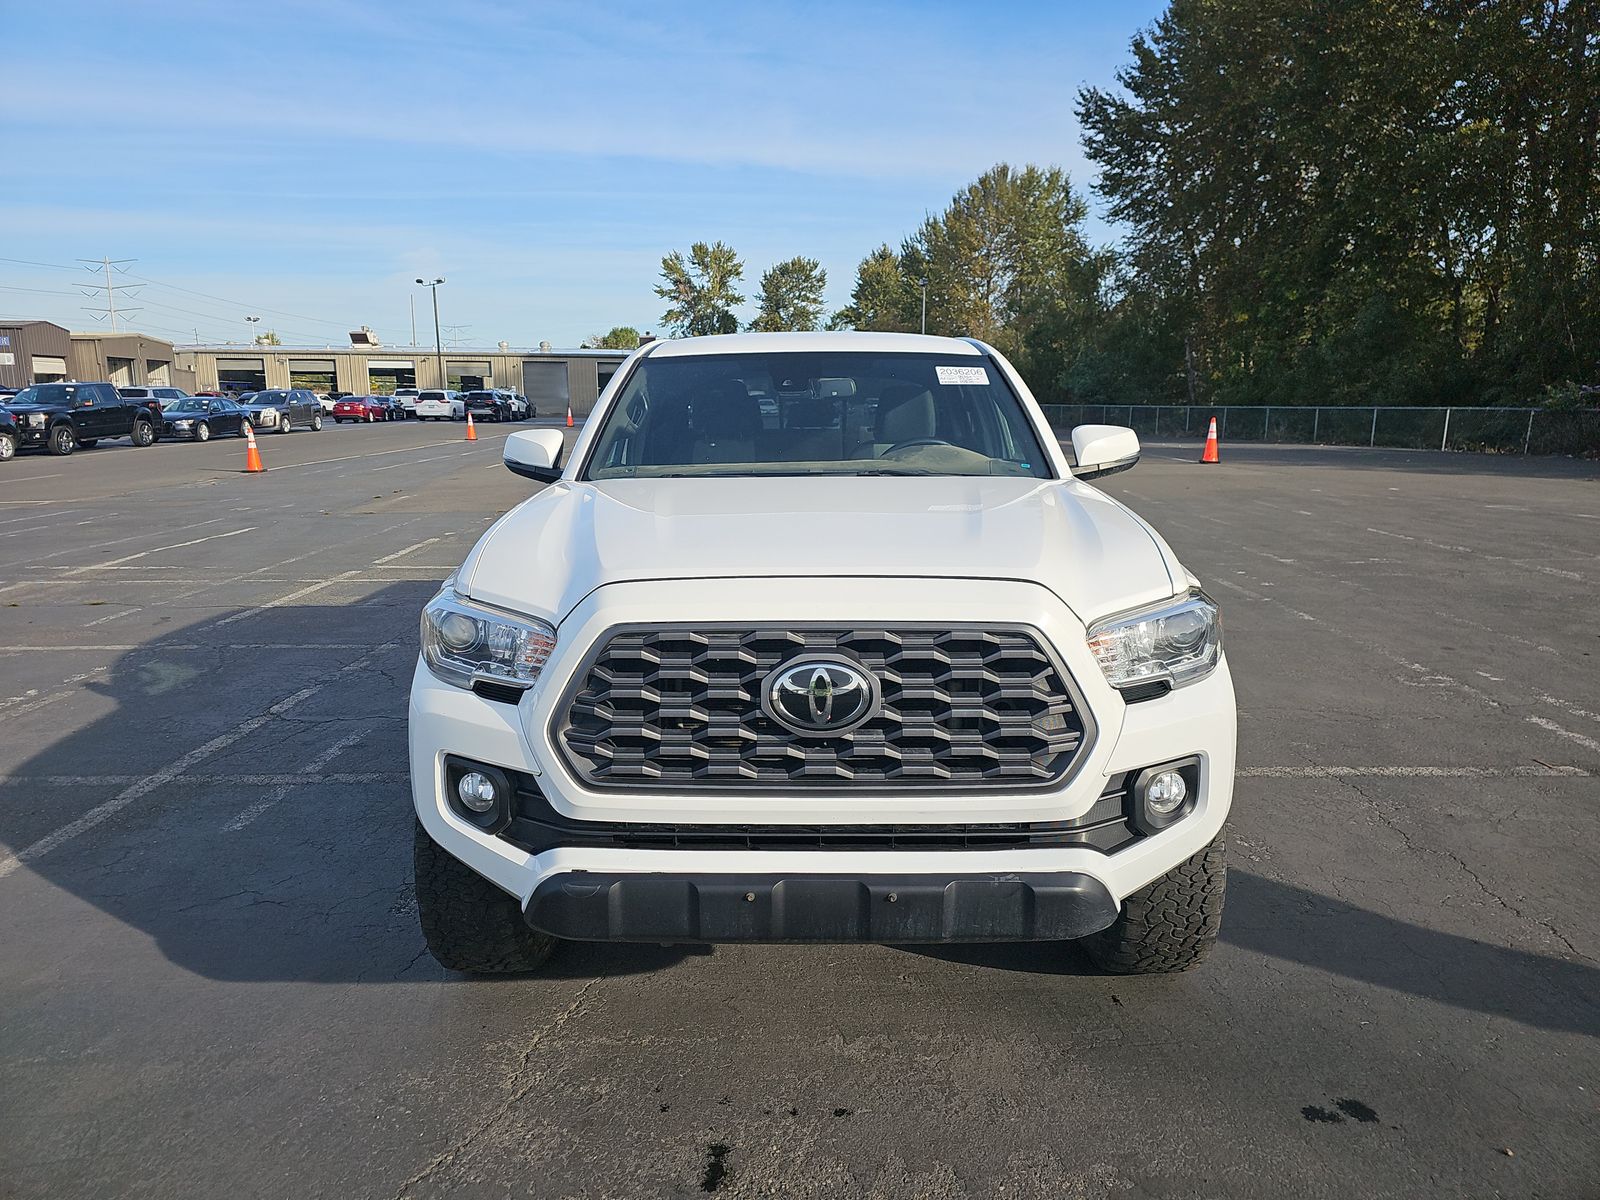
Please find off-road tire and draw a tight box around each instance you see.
[1080,840,1226,974]
[414,819,558,974]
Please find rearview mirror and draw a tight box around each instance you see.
[1069,424,1140,481]
[504,428,566,483]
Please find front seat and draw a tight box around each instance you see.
[852,383,936,458]
[690,380,761,465]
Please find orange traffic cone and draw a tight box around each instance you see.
[565,403,574,429]
[243,422,266,473]
[465,411,477,442]
[1199,416,1220,464]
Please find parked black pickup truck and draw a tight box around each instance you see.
[0,405,19,462]
[4,381,159,456]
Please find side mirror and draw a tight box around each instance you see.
[504,428,566,483]
[1069,424,1140,481]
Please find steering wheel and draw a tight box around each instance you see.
[880,437,957,456]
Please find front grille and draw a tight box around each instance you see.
[555,625,1090,789]
[503,772,1137,854]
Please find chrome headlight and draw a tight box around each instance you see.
[1086,591,1222,691]
[172,420,193,429]
[421,589,556,690]
[28,412,47,427]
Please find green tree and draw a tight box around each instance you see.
[829,245,918,331]
[583,326,641,350]
[748,257,828,332]
[1077,0,1600,407]
[255,330,281,346]
[907,164,1110,390]
[655,241,746,337]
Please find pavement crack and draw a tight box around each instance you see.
[1328,773,1585,960]
[390,969,609,1197]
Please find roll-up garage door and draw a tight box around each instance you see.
[522,362,570,411]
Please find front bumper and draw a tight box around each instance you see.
[526,870,1118,943]
[410,576,1237,938]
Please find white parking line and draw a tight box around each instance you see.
[371,453,474,472]
[11,517,231,565]
[0,642,402,880]
[211,570,364,627]
[84,608,143,627]
[1523,716,1600,755]
[66,526,255,575]
[372,537,442,564]
[260,432,512,474]
[223,729,371,832]
[0,772,407,788]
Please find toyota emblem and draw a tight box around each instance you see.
[761,654,880,737]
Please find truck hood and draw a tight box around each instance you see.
[459,476,1184,627]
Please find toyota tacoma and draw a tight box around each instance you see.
[409,332,1234,975]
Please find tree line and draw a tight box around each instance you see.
[647,0,1597,409]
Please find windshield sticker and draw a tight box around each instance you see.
[935,365,989,387]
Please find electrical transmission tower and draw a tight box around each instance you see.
[78,257,143,332]
[443,324,473,348]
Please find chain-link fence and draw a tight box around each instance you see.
[1037,404,1600,457]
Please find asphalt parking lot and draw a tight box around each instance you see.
[0,424,1596,1199]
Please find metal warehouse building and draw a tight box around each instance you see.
[174,345,630,416]
[1,321,192,391]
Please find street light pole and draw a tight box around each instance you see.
[919,277,928,335]
[245,315,260,344]
[417,278,446,390]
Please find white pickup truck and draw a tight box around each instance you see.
[408,332,1235,975]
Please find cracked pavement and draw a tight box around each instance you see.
[0,426,1596,1198]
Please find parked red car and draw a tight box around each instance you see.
[331,396,389,423]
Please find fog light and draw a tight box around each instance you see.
[457,771,499,813]
[1145,770,1188,815]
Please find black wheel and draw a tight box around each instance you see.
[1080,840,1226,974]
[131,419,155,447]
[0,431,16,461]
[78,439,99,449]
[47,425,75,456]
[413,819,557,974]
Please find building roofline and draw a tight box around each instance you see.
[175,344,628,357]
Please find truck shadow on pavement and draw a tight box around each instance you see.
[1,584,692,985]
[4,587,1596,1028]
[906,869,1600,1036]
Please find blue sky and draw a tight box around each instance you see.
[6,0,1164,349]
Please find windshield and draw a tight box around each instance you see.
[13,384,75,406]
[583,351,1052,480]
[165,398,208,413]
[250,391,289,404]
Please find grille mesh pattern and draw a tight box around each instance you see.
[556,626,1087,788]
